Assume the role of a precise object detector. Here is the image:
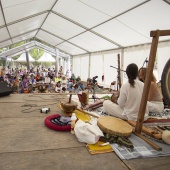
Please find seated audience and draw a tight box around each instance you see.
[61,76,68,92]
[20,75,28,93]
[55,81,62,93]
[71,73,76,84]
[76,76,81,83]
[12,76,20,93]
[55,75,61,83]
[36,73,41,82]
[68,79,73,92]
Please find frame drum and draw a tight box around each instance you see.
[97,116,132,137]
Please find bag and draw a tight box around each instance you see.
[74,119,104,144]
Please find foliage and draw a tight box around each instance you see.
[0,39,55,68]
[0,58,6,66]
[31,61,41,67]
[29,48,44,60]
[9,41,26,49]
[42,62,52,68]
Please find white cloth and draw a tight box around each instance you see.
[44,77,51,84]
[74,119,103,144]
[55,86,62,93]
[103,79,149,121]
[103,100,126,119]
[61,79,68,89]
[147,101,164,113]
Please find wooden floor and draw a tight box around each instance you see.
[0,94,170,170]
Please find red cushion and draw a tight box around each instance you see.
[44,114,71,131]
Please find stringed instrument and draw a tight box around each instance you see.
[117,54,121,91]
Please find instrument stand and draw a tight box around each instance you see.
[91,85,97,103]
[135,29,170,151]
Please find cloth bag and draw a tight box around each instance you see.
[74,119,104,144]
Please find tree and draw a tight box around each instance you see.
[29,48,44,60]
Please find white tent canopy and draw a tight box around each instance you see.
[15,53,35,62]
[0,0,169,85]
[7,58,13,61]
[0,0,169,56]
[37,52,55,62]
[0,41,69,59]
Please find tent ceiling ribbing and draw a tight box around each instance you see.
[0,41,69,59]
[0,0,170,56]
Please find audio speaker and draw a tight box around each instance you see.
[0,82,13,97]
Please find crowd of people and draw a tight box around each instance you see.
[0,63,165,121]
[0,66,86,94]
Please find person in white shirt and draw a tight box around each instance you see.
[61,76,68,92]
[44,75,51,84]
[103,63,149,121]
[55,81,62,93]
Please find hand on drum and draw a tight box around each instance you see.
[111,92,119,104]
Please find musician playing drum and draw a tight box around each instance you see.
[103,63,149,121]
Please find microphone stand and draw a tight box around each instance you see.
[142,57,149,68]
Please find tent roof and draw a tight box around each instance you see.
[0,0,170,56]
[37,52,55,62]
[0,41,69,59]
[15,53,35,62]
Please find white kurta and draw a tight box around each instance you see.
[103,79,149,121]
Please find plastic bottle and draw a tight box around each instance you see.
[71,113,77,134]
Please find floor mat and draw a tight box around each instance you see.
[110,134,170,160]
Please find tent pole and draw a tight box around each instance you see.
[67,55,71,77]
[88,53,91,78]
[121,48,124,84]
[55,49,59,76]
[25,51,30,71]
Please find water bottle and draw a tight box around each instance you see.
[71,113,77,134]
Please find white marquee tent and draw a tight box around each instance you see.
[37,52,55,62]
[15,53,35,62]
[0,0,169,85]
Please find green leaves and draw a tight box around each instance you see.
[29,48,44,60]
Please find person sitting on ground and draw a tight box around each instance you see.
[103,63,149,121]
[68,78,73,92]
[76,76,81,83]
[61,76,68,93]
[49,77,56,93]
[38,84,47,93]
[55,75,61,83]
[55,81,62,93]
[71,73,76,84]
[138,67,164,113]
[12,80,18,93]
[44,74,51,84]
[110,80,117,91]
[36,73,41,82]
[29,74,36,85]
[75,76,85,92]
[12,76,20,93]
[21,75,28,93]
[86,78,93,92]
